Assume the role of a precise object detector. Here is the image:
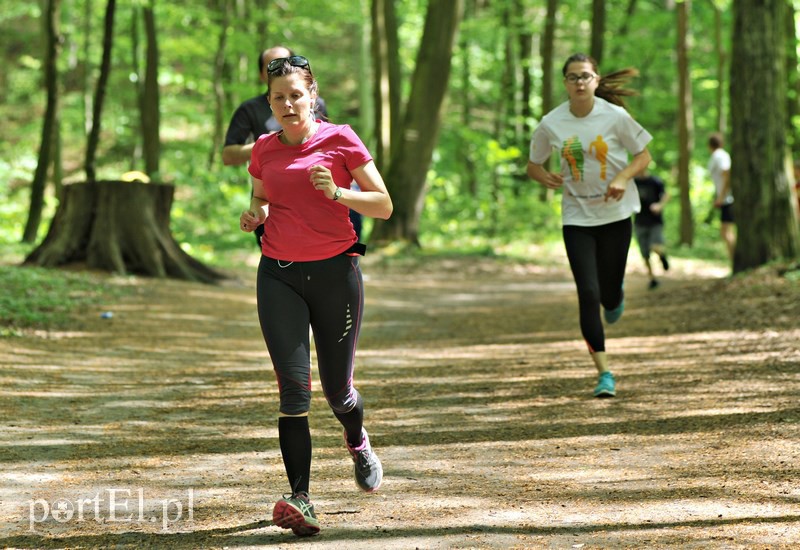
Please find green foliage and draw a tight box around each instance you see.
[0,265,129,336]
[0,0,793,270]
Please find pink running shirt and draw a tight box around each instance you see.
[248,122,372,261]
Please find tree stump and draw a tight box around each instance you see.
[24,181,225,284]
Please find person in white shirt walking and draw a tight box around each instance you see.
[707,133,735,262]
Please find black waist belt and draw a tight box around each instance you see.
[345,242,367,256]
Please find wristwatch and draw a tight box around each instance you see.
[333,187,343,201]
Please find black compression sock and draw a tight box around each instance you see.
[278,416,312,495]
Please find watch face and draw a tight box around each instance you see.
[334,188,342,200]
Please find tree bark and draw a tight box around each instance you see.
[370,0,463,245]
[785,0,800,160]
[24,182,225,284]
[676,0,694,246]
[730,0,799,271]
[141,3,160,176]
[85,0,116,183]
[22,0,61,244]
[590,0,606,65]
[209,0,230,169]
[517,0,533,148]
[712,2,726,135]
[459,0,478,196]
[538,0,558,202]
[370,0,401,172]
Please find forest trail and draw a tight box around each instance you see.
[1,253,799,549]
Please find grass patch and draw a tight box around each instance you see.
[0,265,130,336]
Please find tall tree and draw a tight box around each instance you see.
[209,0,232,169]
[516,0,533,148]
[85,0,116,183]
[540,0,557,121]
[730,0,799,271]
[538,0,557,201]
[785,0,799,159]
[83,0,94,136]
[676,0,694,246]
[590,0,606,65]
[711,0,727,134]
[370,0,401,172]
[458,0,478,196]
[22,0,61,244]
[140,2,160,177]
[371,0,463,245]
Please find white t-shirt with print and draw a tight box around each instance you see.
[529,97,653,226]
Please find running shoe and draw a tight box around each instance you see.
[593,371,616,398]
[603,293,625,324]
[649,279,659,290]
[660,254,670,271]
[345,429,383,492]
[272,492,320,537]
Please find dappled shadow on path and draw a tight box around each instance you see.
[2,257,799,547]
[3,513,800,549]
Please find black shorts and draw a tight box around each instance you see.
[720,203,734,223]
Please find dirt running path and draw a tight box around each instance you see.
[1,253,799,549]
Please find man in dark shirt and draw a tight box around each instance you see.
[634,171,670,289]
[223,45,329,166]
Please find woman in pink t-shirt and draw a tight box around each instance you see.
[238,55,392,538]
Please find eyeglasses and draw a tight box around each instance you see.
[267,55,311,74]
[565,72,597,85]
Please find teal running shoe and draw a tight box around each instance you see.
[603,290,625,324]
[272,492,320,537]
[593,371,616,398]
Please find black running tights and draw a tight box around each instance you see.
[562,218,631,353]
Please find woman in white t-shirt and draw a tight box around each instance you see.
[527,53,653,399]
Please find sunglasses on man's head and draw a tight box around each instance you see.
[267,56,311,74]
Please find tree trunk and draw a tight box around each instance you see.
[590,0,605,65]
[785,0,800,160]
[82,0,93,136]
[24,182,225,284]
[538,0,558,202]
[712,3,726,135]
[85,0,116,183]
[676,0,694,246]
[370,0,401,172]
[370,0,463,245]
[730,0,799,272]
[209,0,231,169]
[459,0,478,196]
[22,0,61,244]
[358,0,374,149]
[141,4,160,177]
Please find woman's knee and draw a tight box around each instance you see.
[326,387,359,415]
[278,384,311,416]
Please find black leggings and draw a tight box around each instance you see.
[563,218,631,353]
[256,253,364,416]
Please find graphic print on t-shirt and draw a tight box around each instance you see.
[561,134,611,183]
[562,136,584,181]
[589,135,608,180]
